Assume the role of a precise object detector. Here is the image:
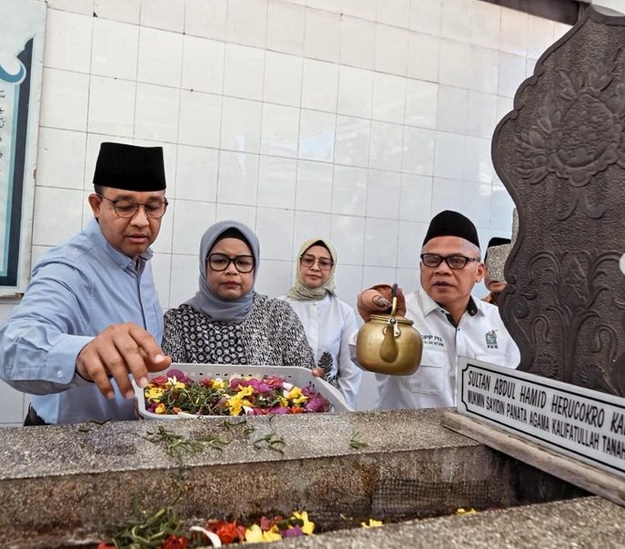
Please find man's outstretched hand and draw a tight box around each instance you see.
[76,323,171,400]
[356,284,407,322]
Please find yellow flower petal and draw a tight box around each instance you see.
[360,518,383,528]
[245,524,264,543]
[292,511,315,535]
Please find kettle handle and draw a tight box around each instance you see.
[390,283,398,316]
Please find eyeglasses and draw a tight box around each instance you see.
[208,253,255,273]
[300,254,333,270]
[420,253,480,270]
[97,193,168,219]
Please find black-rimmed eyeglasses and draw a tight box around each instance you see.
[207,253,255,273]
[97,193,168,219]
[420,253,480,270]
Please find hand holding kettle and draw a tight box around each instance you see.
[357,284,407,322]
[355,284,422,376]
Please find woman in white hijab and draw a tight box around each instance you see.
[280,238,361,408]
[163,220,315,369]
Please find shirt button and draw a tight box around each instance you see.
[57,369,63,378]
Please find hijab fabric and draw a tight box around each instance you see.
[185,220,260,323]
[287,238,337,301]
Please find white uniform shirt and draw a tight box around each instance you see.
[373,290,520,410]
[281,294,362,409]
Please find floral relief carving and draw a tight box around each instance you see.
[507,249,622,391]
[513,49,625,218]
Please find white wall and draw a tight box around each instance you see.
[0,0,571,425]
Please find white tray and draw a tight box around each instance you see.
[134,363,352,419]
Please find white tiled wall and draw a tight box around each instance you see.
[0,0,572,425]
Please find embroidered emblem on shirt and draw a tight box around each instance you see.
[485,330,499,349]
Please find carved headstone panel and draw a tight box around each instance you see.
[492,6,625,396]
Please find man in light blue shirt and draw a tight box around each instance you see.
[0,142,172,424]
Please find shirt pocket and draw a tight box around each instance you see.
[405,348,448,395]
[475,353,507,367]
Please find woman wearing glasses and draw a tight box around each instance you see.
[162,220,315,369]
[280,239,361,409]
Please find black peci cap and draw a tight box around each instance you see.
[93,142,166,191]
[423,210,480,249]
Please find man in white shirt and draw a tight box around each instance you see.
[356,210,519,410]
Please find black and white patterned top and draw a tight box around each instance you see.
[163,293,315,368]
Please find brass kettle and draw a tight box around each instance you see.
[355,285,423,375]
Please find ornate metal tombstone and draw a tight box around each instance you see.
[492,6,625,396]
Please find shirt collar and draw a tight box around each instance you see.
[419,290,480,326]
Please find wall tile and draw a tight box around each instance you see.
[409,0,441,35]
[175,145,219,203]
[340,16,376,70]
[337,65,373,118]
[178,90,222,148]
[471,0,500,49]
[466,90,497,139]
[181,36,225,94]
[223,43,266,100]
[263,51,303,107]
[376,0,410,28]
[372,73,406,124]
[439,39,472,88]
[298,109,336,162]
[140,0,185,32]
[32,187,84,246]
[260,103,300,158]
[341,0,376,21]
[331,215,365,264]
[267,0,305,56]
[88,76,135,137]
[215,204,257,227]
[220,97,262,153]
[405,79,438,129]
[304,8,341,63]
[44,10,92,73]
[407,32,440,82]
[431,176,463,213]
[402,126,435,175]
[138,27,183,87]
[375,25,408,76]
[40,68,89,131]
[468,45,499,94]
[528,15,556,60]
[151,252,172,309]
[256,258,293,298]
[500,7,528,57]
[185,0,228,40]
[366,170,401,219]
[257,156,297,208]
[295,160,333,213]
[227,0,268,48]
[498,51,527,98]
[94,0,140,24]
[134,83,180,142]
[369,121,403,171]
[332,165,368,217]
[462,180,493,229]
[36,128,86,190]
[364,217,398,266]
[440,0,472,43]
[172,200,216,255]
[292,211,332,256]
[301,59,339,112]
[399,173,433,222]
[334,115,371,168]
[256,207,295,260]
[217,151,259,205]
[436,85,468,134]
[92,18,138,79]
[47,0,93,15]
[168,254,198,308]
[433,131,465,180]
[397,220,422,269]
